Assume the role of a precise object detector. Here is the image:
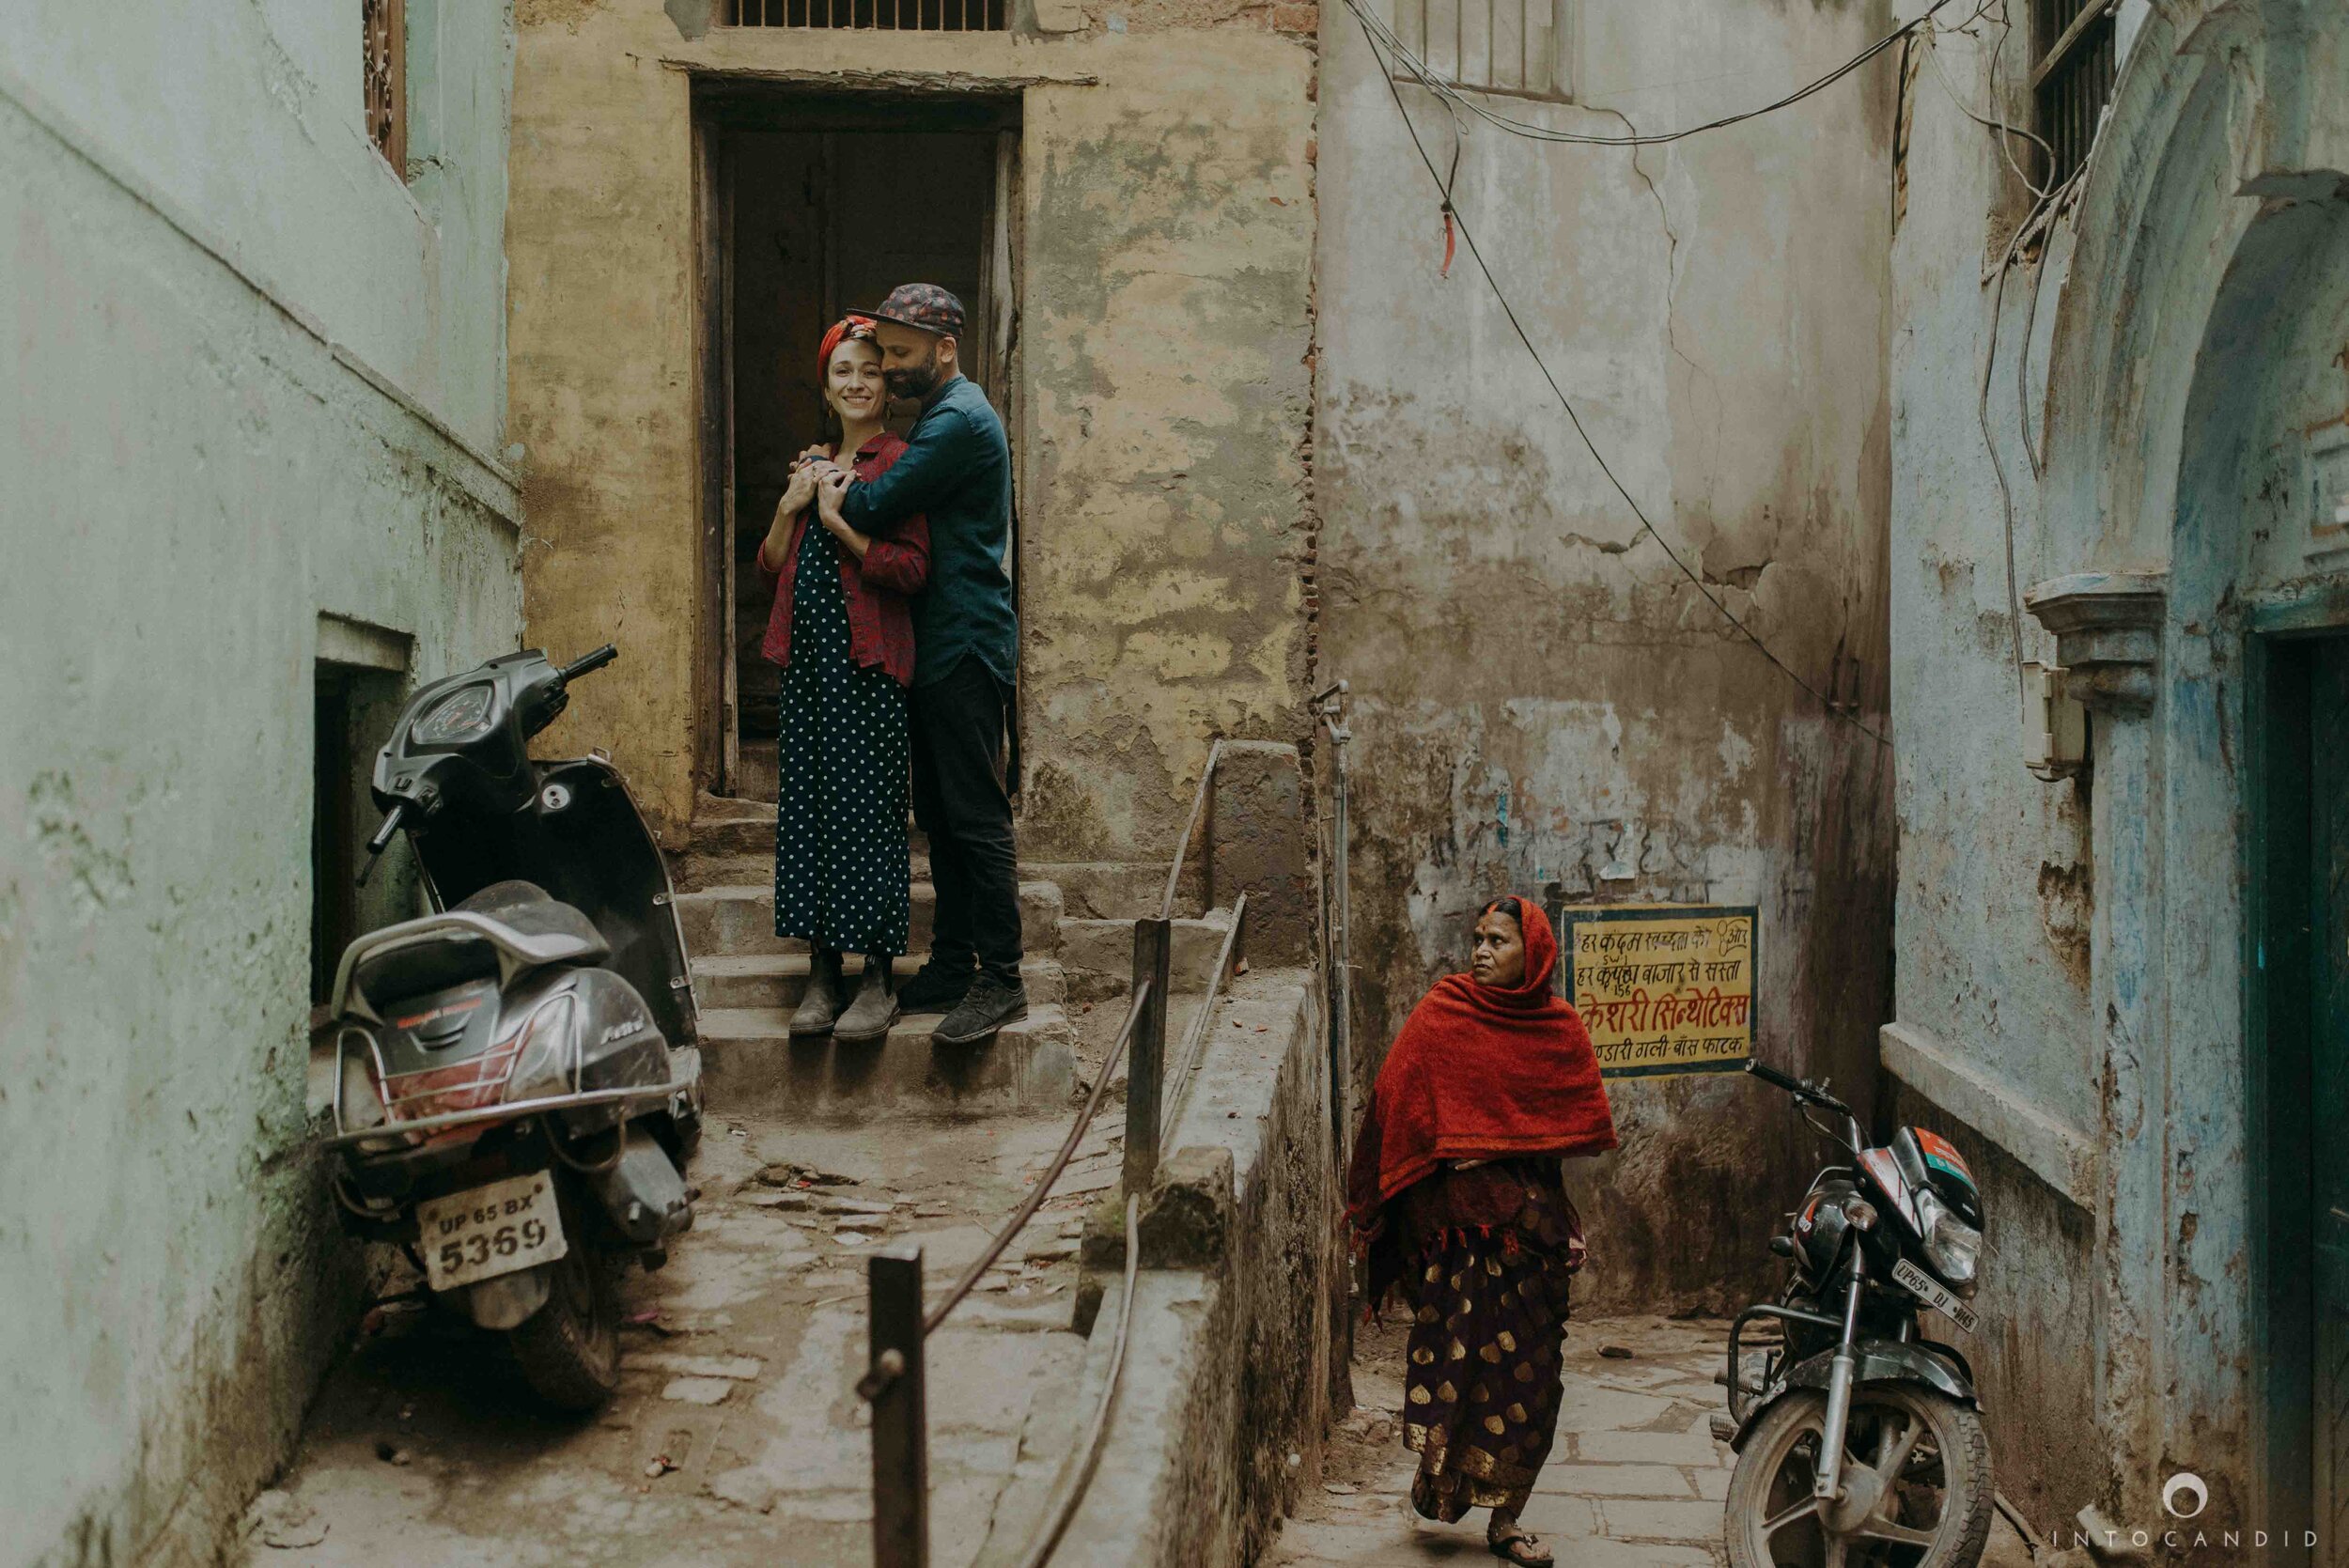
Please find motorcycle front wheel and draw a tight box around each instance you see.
[1725,1383,1992,1568]
[507,1184,622,1412]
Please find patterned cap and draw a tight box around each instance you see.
[861,283,967,340]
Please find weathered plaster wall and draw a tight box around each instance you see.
[507,4,1317,854]
[0,5,521,1563]
[1887,0,2349,1526]
[1316,0,1898,1314]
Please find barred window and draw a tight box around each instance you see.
[1391,0,1570,101]
[2031,0,2116,186]
[363,0,406,175]
[720,0,1007,27]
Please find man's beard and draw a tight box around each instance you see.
[884,347,941,399]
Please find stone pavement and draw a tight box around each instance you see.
[238,1112,1114,1568]
[1266,1314,1737,1568]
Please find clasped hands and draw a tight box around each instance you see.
[778,446,858,542]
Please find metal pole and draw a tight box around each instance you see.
[867,1246,928,1568]
[1125,918,1172,1198]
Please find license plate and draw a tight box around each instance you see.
[418,1172,567,1291]
[1892,1256,1978,1333]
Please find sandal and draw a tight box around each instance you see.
[1487,1520,1554,1566]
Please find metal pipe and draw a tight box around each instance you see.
[1124,918,1172,1196]
[1013,1195,1142,1568]
[1165,893,1246,1133]
[1812,1253,1869,1500]
[319,1077,695,1150]
[1160,738,1224,919]
[923,983,1149,1335]
[867,1247,928,1568]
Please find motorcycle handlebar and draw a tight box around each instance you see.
[1744,1058,1805,1094]
[559,644,619,683]
[356,800,407,888]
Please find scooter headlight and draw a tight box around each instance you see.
[412,684,497,746]
[503,993,580,1102]
[1914,1186,1982,1295]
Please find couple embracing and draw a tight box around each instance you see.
[754,284,1025,1051]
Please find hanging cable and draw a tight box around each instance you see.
[1352,0,1991,152]
[1349,2,1891,747]
[1920,8,2055,200]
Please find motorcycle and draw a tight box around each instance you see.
[1713,1058,1992,1568]
[318,644,704,1410]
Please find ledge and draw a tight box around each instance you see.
[1879,1020,2099,1212]
[2023,571,2169,712]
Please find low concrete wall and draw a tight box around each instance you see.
[1032,968,1341,1568]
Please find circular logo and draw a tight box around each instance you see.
[2162,1471,2209,1519]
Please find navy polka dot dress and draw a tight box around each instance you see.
[774,522,911,958]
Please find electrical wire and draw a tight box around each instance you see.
[1346,0,1892,748]
[1920,8,2055,200]
[1355,0,1989,151]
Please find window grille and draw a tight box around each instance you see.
[2030,0,2115,186]
[1391,0,1568,101]
[720,0,1008,28]
[363,0,406,175]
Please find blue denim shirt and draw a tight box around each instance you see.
[838,377,1018,691]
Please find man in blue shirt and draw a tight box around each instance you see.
[811,284,1025,1045]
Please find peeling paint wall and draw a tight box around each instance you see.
[1888,0,2349,1526]
[507,4,1318,857]
[1316,0,1899,1313]
[0,4,521,1563]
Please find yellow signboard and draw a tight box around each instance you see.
[1557,905,1757,1079]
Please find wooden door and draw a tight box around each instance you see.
[2311,641,2349,1560]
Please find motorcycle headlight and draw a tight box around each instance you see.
[413,684,497,746]
[503,993,579,1102]
[1914,1186,1982,1295]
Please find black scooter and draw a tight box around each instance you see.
[1714,1059,1993,1568]
[319,644,704,1410]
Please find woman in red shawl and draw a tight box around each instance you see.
[1347,895,1618,1566]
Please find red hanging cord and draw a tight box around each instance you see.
[1440,204,1457,278]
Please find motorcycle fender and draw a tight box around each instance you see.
[462,1264,552,1330]
[1726,1340,1978,1452]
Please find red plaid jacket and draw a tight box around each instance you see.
[756,433,929,686]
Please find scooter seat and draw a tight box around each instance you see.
[454,880,612,964]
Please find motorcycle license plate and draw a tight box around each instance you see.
[418,1172,567,1292]
[1891,1256,1978,1333]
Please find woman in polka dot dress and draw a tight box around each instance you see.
[754,317,930,1046]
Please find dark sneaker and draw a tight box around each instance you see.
[832,960,900,1047]
[895,964,973,1014]
[932,979,1029,1047]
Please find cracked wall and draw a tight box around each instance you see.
[1315,0,1898,1313]
[507,7,1318,858]
[0,4,522,1563]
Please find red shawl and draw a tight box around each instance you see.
[1346,897,1617,1236]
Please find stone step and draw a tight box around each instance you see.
[697,1002,1077,1118]
[675,848,937,893]
[690,952,1066,1011]
[1026,860,1204,920]
[1056,910,1236,1004]
[676,879,1066,958]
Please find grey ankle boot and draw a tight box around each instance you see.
[789,947,847,1039]
[832,956,900,1046]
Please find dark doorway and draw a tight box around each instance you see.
[310,660,412,1006]
[2256,631,2349,1556]
[693,89,1020,800]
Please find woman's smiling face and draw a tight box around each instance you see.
[825,338,884,423]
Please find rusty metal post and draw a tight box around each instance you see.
[866,1245,927,1568]
[1125,917,1172,1198]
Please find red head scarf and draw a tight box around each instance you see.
[818,314,879,377]
[1346,896,1618,1234]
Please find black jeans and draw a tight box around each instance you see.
[910,656,1022,985]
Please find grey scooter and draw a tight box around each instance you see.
[319,644,704,1410]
